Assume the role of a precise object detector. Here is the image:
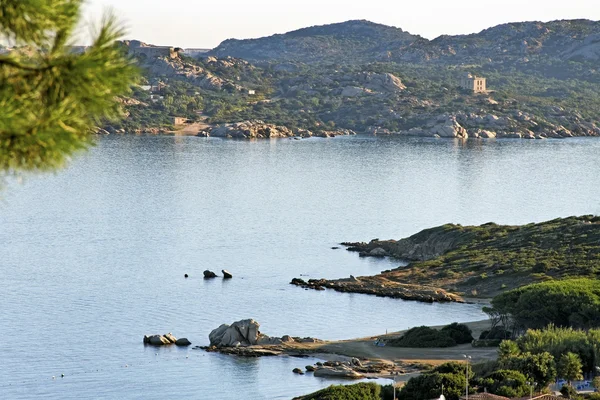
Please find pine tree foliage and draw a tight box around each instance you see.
[0,0,138,172]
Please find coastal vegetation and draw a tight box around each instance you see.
[388,323,473,348]
[0,0,138,172]
[292,382,388,400]
[399,362,471,400]
[487,278,600,331]
[340,216,600,299]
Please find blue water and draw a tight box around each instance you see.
[1,135,599,399]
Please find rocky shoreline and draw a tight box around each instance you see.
[290,277,462,303]
[197,318,428,380]
[195,318,496,383]
[100,111,600,140]
[368,110,600,140]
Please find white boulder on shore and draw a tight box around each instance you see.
[313,365,364,379]
[208,319,321,347]
[209,319,261,347]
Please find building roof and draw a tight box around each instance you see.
[515,395,563,400]
[461,393,563,400]
[460,394,510,400]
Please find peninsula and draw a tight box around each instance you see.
[293,215,600,301]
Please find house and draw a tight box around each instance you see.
[139,85,152,91]
[459,393,564,400]
[150,82,167,93]
[460,393,511,400]
[460,73,487,93]
[248,90,256,95]
[172,117,187,125]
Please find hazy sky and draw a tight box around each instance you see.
[84,0,600,48]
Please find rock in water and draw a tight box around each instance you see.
[369,247,387,257]
[222,269,233,279]
[203,270,217,278]
[175,338,192,346]
[164,333,177,343]
[144,333,191,346]
[147,335,171,346]
[313,366,364,379]
[293,368,304,375]
[209,319,260,346]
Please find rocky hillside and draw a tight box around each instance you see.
[209,20,420,63]
[210,19,600,66]
[397,19,600,64]
[106,20,600,138]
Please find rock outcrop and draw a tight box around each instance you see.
[210,121,295,139]
[203,270,218,278]
[209,319,261,347]
[291,277,462,303]
[143,333,191,346]
[397,115,468,139]
[222,269,233,279]
[207,319,322,351]
[313,365,364,379]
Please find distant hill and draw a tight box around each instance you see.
[209,20,420,63]
[210,19,600,65]
[396,19,600,64]
[106,20,600,139]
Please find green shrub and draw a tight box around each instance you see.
[389,326,456,348]
[490,278,600,330]
[295,382,381,400]
[515,326,600,374]
[477,369,529,398]
[442,323,474,344]
[479,326,511,340]
[560,385,579,399]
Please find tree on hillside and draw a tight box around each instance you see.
[0,0,138,172]
[558,352,583,386]
[399,362,473,400]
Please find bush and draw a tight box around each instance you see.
[295,382,382,400]
[561,385,579,399]
[479,326,511,340]
[477,369,529,398]
[490,278,600,330]
[442,323,474,344]
[398,363,470,400]
[389,326,456,348]
[515,326,600,374]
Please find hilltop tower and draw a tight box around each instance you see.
[460,73,486,93]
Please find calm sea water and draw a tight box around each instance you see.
[1,135,599,399]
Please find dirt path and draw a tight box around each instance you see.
[287,320,497,365]
[172,122,212,135]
